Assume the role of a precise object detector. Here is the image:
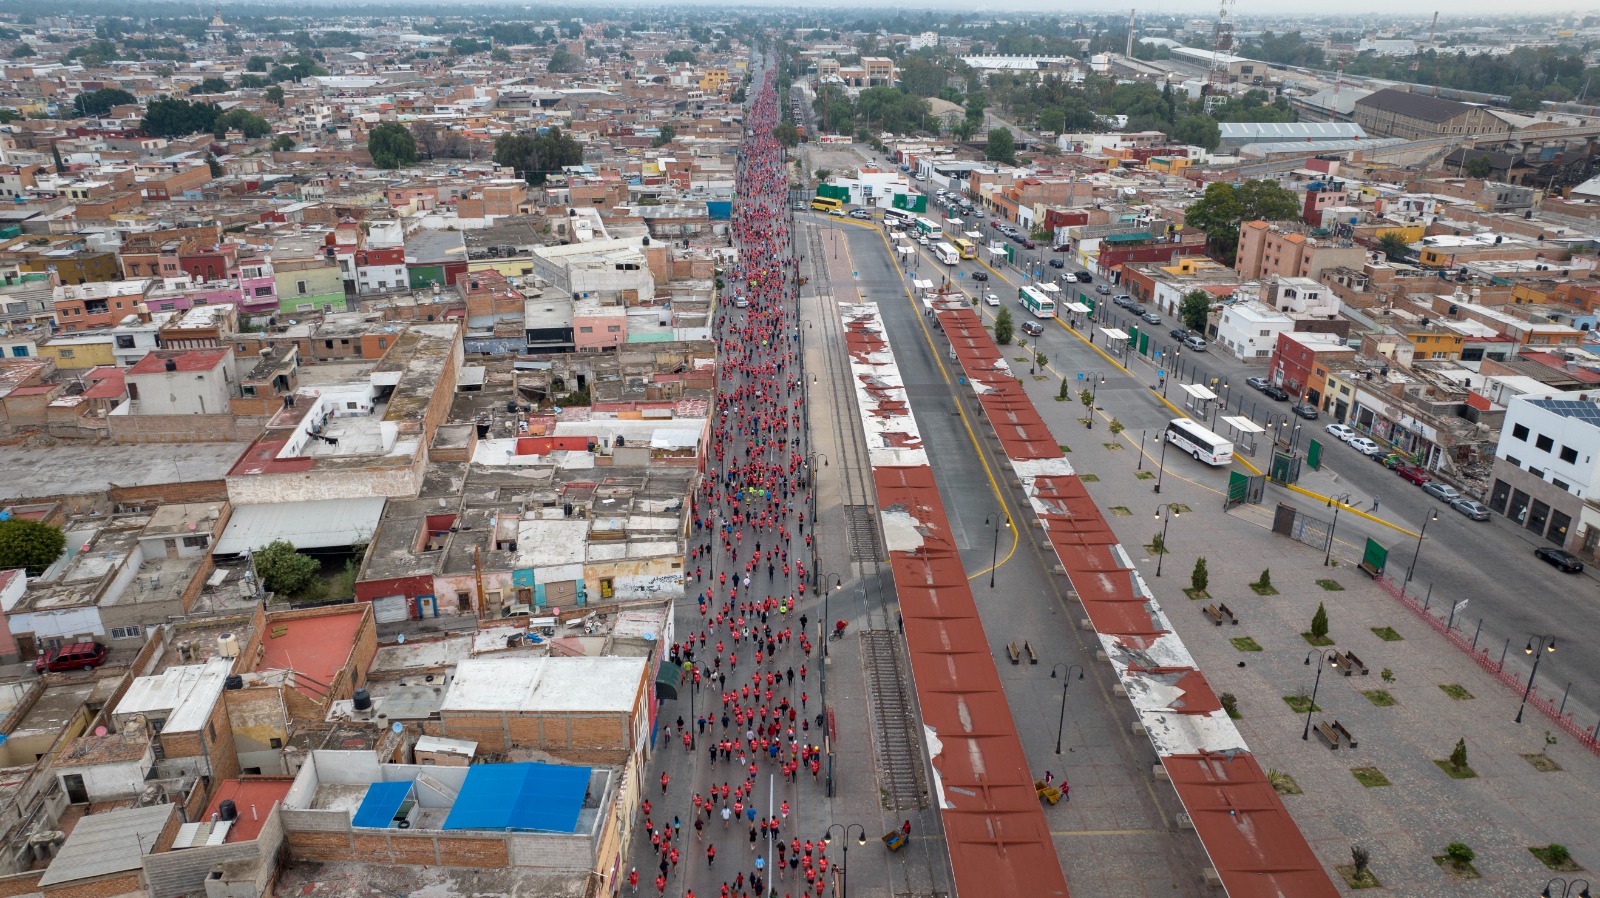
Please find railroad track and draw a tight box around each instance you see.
[861,629,927,810]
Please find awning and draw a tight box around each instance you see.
[1065,302,1091,313]
[947,218,963,226]
[1101,327,1130,341]
[213,496,387,556]
[963,230,983,239]
[1220,415,1266,434]
[1179,383,1218,401]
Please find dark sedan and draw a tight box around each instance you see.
[1291,402,1319,420]
[1535,546,1585,573]
[971,271,988,281]
[1261,385,1291,401]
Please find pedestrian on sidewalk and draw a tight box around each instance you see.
[1371,496,1380,512]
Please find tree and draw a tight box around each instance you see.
[664,49,697,65]
[212,108,270,139]
[1449,737,1468,771]
[204,152,222,178]
[271,134,296,151]
[411,122,471,159]
[1464,155,1493,178]
[50,144,66,175]
[1184,179,1300,263]
[140,98,219,138]
[1444,841,1475,867]
[11,43,34,59]
[246,54,271,72]
[652,124,676,148]
[493,128,585,185]
[1171,114,1221,151]
[189,76,231,95]
[73,87,135,117]
[547,48,582,73]
[1310,601,1329,641]
[1191,557,1209,593]
[773,122,798,148]
[367,122,417,169]
[985,128,1015,164]
[0,518,66,576]
[994,307,1014,344]
[1377,232,1411,262]
[264,86,285,107]
[253,539,319,596]
[1180,289,1211,332]
[490,47,512,64]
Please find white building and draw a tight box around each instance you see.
[1270,277,1341,317]
[531,238,655,303]
[907,32,941,51]
[1489,393,1600,551]
[833,168,913,208]
[1213,301,1293,362]
[121,348,234,416]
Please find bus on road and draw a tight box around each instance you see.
[951,237,977,259]
[932,242,961,265]
[883,208,915,228]
[914,217,942,236]
[1018,285,1057,319]
[810,196,843,212]
[1165,418,1234,466]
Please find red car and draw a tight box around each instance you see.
[34,642,107,673]
[1394,465,1431,485]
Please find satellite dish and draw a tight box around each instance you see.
[391,722,403,734]
[94,726,108,737]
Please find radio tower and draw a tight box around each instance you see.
[1209,0,1235,90]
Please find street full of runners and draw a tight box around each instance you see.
[626,66,879,898]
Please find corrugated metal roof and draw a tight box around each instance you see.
[213,496,387,555]
[40,803,173,887]
[1218,122,1367,140]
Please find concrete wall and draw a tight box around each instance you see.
[143,801,283,898]
[109,414,266,444]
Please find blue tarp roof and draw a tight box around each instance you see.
[352,782,411,828]
[442,763,591,833]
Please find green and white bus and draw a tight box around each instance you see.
[1018,285,1057,319]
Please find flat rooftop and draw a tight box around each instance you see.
[254,609,365,698]
[203,777,295,843]
[442,656,645,714]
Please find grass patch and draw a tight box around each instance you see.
[1523,753,1563,772]
[1529,844,1582,871]
[1134,469,1155,479]
[1108,506,1132,516]
[1079,473,1099,483]
[1439,683,1474,700]
[1433,855,1480,879]
[1143,542,1168,555]
[1078,418,1095,427]
[1315,579,1344,591]
[1013,357,1029,363]
[1230,636,1262,652]
[1351,766,1390,787]
[1171,503,1192,513]
[1363,689,1396,707]
[1371,626,1404,642]
[1250,582,1280,596]
[1103,442,1124,450]
[1283,695,1320,714]
[1301,632,1335,646]
[1183,587,1210,600]
[1433,759,1478,779]
[1057,444,1071,452]
[1266,769,1301,795]
[1336,865,1381,890]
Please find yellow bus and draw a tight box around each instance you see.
[950,237,977,260]
[810,196,843,212]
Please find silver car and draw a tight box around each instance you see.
[1451,498,1491,521]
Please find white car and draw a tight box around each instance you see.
[1325,423,1355,442]
[1348,437,1381,456]
[917,236,930,246]
[984,293,1000,306]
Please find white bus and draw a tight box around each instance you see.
[883,208,915,228]
[914,216,942,236]
[1018,285,1057,319]
[1165,418,1234,466]
[932,242,960,265]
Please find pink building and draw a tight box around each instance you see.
[573,307,629,351]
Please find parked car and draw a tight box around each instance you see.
[1021,321,1045,336]
[1113,294,1135,308]
[1095,283,1112,295]
[1169,327,1190,341]
[1394,464,1432,485]
[34,642,108,673]
[849,209,871,220]
[1535,546,1585,573]
[1183,335,1208,352]
[1246,375,1271,391]
[792,201,806,210]
[1074,271,1093,282]
[1422,482,1462,502]
[1140,310,1162,325]
[1021,240,1037,249]
[1048,258,1065,269]
[1054,244,1072,253]
[1325,423,1356,441]
[1261,385,1291,401]
[984,293,1000,306]
[1379,453,1406,469]
[972,271,989,281]
[1451,498,1491,521]
[1348,436,1380,455]
[1292,402,1319,420]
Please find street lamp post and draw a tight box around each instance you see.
[1302,649,1341,740]
[1324,493,1353,567]
[1163,349,1182,398]
[684,661,697,748]
[1051,663,1084,754]
[1084,371,1106,429]
[1541,877,1592,897]
[1153,504,1180,576]
[1153,431,1171,494]
[822,824,868,898]
[1404,510,1439,588]
[984,514,1010,589]
[1136,430,1146,470]
[1517,635,1558,724]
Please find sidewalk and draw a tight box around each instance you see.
[1010,350,1600,894]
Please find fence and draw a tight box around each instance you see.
[1374,574,1600,756]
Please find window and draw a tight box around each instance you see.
[1506,455,1521,467]
[115,335,136,349]
[1529,467,1544,480]
[1536,434,1554,452]
[1560,446,1578,464]
[109,625,142,639]
[254,286,273,297]
[182,535,207,547]
[58,349,73,359]
[269,738,283,749]
[296,280,308,295]
[324,340,334,349]
[207,722,216,741]
[242,385,257,397]
[1554,478,1571,492]
[1513,424,1529,441]
[607,324,621,332]
[378,338,387,350]
[579,326,593,333]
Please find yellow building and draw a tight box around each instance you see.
[37,333,116,370]
[1371,223,1425,245]
[698,67,729,93]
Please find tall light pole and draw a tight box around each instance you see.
[1153,504,1180,577]
[1302,649,1340,740]
[1051,663,1083,754]
[1136,430,1146,470]
[1540,877,1592,897]
[822,823,867,898]
[1153,429,1171,494]
[1163,349,1181,398]
[1517,635,1557,724]
[1084,370,1106,429]
[1404,509,1438,588]
[1324,493,1353,567]
[984,513,1010,589]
